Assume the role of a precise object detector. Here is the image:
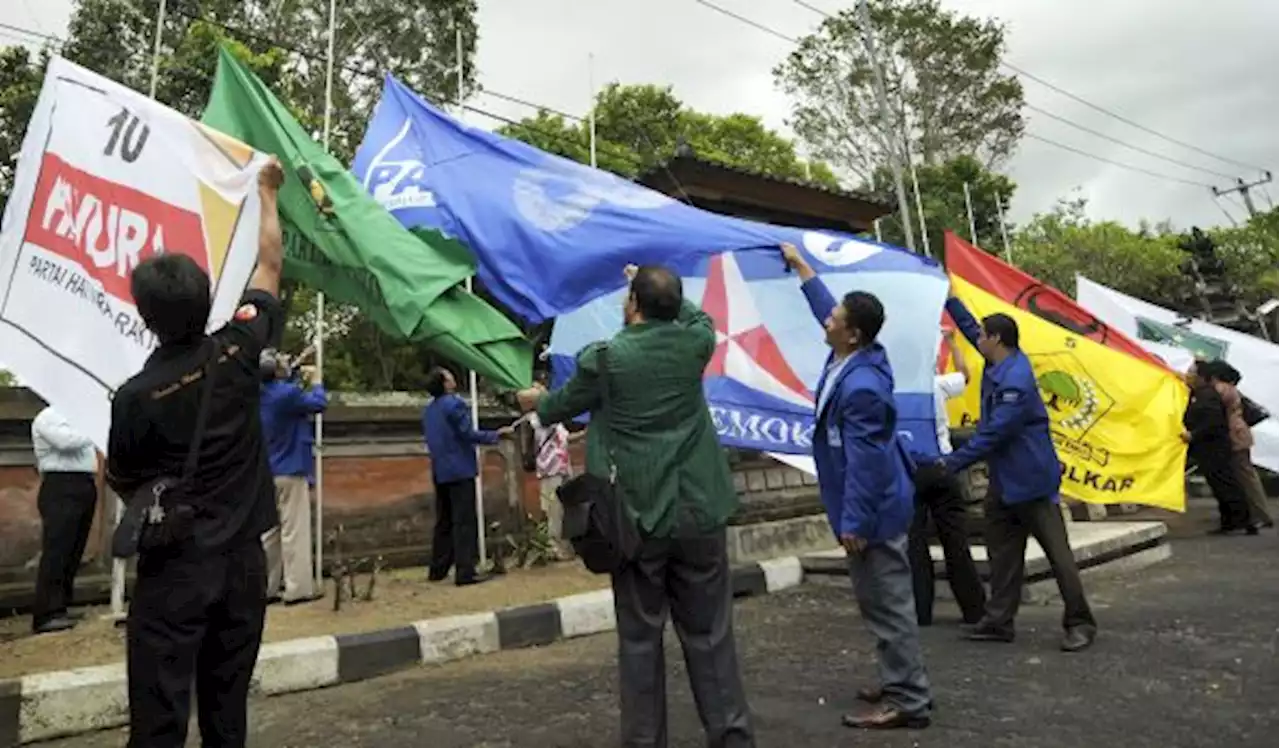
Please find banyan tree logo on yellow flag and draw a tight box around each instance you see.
[945,275,1189,512]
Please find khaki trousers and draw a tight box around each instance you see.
[262,476,315,602]
[539,474,574,559]
[1233,450,1273,524]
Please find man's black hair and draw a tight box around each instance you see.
[130,254,211,345]
[630,265,683,322]
[981,313,1020,349]
[840,290,885,344]
[425,366,451,397]
[1203,358,1242,385]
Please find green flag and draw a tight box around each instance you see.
[201,48,531,389]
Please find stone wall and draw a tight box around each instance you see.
[0,389,825,611]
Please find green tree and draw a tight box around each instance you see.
[774,0,1024,184]
[1010,197,1188,301]
[1211,208,1279,310]
[875,155,1015,257]
[0,46,46,216]
[498,82,840,188]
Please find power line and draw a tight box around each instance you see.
[1000,61,1268,175]
[694,0,1236,191]
[1024,103,1237,181]
[1022,132,1213,188]
[788,0,1268,176]
[691,0,798,44]
[0,21,62,47]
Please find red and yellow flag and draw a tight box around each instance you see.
[943,233,1187,512]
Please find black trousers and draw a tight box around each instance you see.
[907,473,986,625]
[429,478,479,583]
[612,527,754,748]
[1197,451,1252,530]
[127,541,267,748]
[32,471,98,627]
[982,490,1096,634]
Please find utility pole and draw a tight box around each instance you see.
[1213,172,1274,217]
[857,0,916,253]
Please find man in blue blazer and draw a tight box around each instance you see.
[934,293,1096,653]
[422,367,513,586]
[782,243,932,731]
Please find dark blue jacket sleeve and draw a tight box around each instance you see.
[838,387,893,538]
[801,277,838,328]
[944,383,1030,473]
[282,384,328,416]
[446,395,499,446]
[945,297,983,350]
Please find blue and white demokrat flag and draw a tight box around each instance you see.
[353,76,948,457]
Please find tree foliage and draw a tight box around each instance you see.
[1010,197,1188,302]
[875,155,1015,258]
[498,82,840,188]
[774,0,1024,184]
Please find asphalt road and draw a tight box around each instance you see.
[50,510,1278,748]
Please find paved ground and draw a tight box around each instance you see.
[50,506,1278,748]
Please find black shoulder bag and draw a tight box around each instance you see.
[556,346,641,574]
[111,342,219,559]
[1241,394,1270,428]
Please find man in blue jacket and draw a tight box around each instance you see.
[423,367,512,586]
[936,293,1097,653]
[260,355,327,604]
[782,244,931,731]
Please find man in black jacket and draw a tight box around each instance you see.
[1183,362,1255,535]
[107,159,286,748]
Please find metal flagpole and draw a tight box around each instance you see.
[857,0,915,253]
[871,175,883,243]
[113,0,170,621]
[962,181,978,245]
[994,192,1013,264]
[314,0,337,595]
[588,53,598,169]
[456,25,487,567]
[904,139,929,254]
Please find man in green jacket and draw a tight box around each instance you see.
[518,264,754,748]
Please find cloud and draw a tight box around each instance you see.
[20,0,1279,230]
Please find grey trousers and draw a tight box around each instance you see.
[983,493,1096,632]
[847,533,932,716]
[611,527,754,748]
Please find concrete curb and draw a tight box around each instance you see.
[0,560,806,745]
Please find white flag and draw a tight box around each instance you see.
[1077,276,1279,473]
[0,57,268,451]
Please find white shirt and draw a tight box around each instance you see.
[32,407,97,474]
[816,354,854,418]
[933,373,968,455]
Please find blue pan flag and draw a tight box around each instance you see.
[352,75,948,457]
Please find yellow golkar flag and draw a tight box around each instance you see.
[944,235,1188,512]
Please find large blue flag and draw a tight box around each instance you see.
[352,75,948,457]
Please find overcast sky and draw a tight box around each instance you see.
[13,0,1280,230]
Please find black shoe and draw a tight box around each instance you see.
[1061,625,1097,653]
[455,574,492,587]
[32,616,76,634]
[1245,524,1261,536]
[427,572,448,583]
[1262,520,1276,529]
[965,624,1015,643]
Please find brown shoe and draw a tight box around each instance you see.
[842,705,931,730]
[856,686,884,704]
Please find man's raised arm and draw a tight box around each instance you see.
[248,157,285,298]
